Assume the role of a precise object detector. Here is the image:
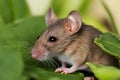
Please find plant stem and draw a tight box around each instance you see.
[101,0,118,34]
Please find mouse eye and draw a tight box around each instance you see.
[37,35,40,39]
[48,36,57,42]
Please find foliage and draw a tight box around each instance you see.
[86,62,120,80]
[0,46,23,80]
[0,0,30,23]
[0,0,120,80]
[95,32,120,59]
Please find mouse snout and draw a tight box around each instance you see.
[32,47,48,59]
[32,52,39,59]
[32,48,40,59]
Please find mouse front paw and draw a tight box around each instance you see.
[61,68,75,74]
[55,67,74,74]
[55,67,66,73]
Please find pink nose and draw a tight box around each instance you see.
[32,49,40,59]
[32,53,39,59]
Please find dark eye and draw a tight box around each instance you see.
[49,36,57,42]
[37,35,40,39]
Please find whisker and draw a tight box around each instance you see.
[45,60,51,70]
[25,56,32,61]
[35,60,40,67]
[43,61,47,69]
[48,59,56,68]
[50,58,60,67]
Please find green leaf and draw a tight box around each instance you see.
[0,46,23,80]
[0,16,46,80]
[12,16,46,43]
[0,0,13,23]
[0,17,4,28]
[11,0,30,21]
[0,16,46,45]
[0,17,4,24]
[0,0,30,23]
[86,62,120,80]
[25,67,84,80]
[94,32,120,59]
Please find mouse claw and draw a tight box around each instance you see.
[60,68,72,74]
[55,67,65,73]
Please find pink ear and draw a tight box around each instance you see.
[64,10,82,34]
[45,8,58,27]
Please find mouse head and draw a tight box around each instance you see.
[32,8,82,61]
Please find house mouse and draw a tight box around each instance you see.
[32,8,119,79]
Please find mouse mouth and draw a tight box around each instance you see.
[38,53,49,61]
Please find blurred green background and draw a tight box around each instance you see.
[26,0,120,34]
[0,0,120,80]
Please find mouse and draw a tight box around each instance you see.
[32,8,119,79]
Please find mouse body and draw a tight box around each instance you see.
[32,8,118,74]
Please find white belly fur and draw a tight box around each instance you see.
[58,54,73,65]
[57,54,89,71]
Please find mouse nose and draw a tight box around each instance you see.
[32,49,40,59]
[32,53,39,59]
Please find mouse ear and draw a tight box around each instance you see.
[45,8,58,27]
[64,10,82,34]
